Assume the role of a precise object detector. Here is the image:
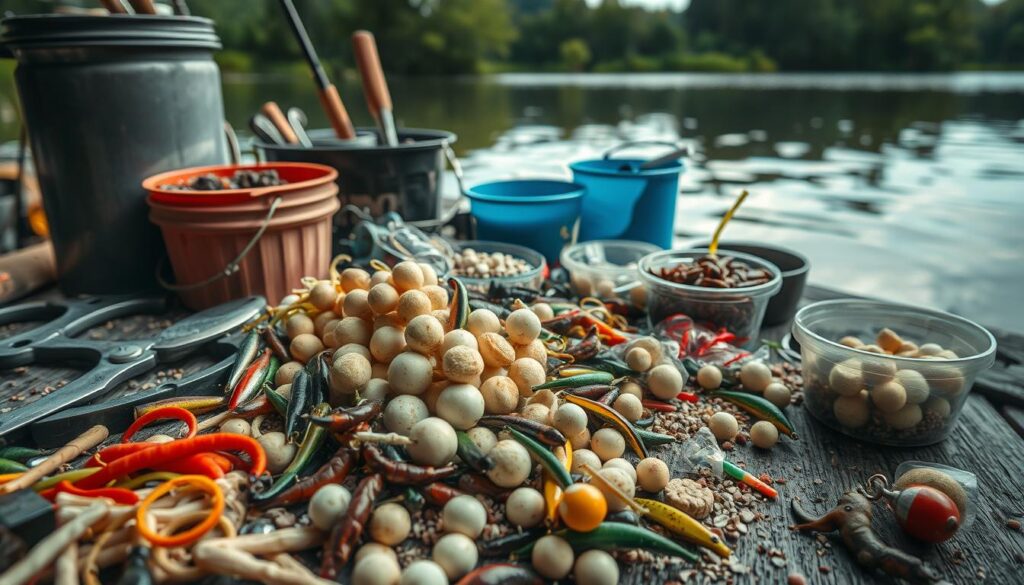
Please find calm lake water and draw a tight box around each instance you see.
[2,72,1023,332]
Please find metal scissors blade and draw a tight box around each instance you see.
[29,343,236,448]
[0,296,264,445]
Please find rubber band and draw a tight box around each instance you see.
[329,254,353,283]
[369,258,391,273]
[114,471,180,490]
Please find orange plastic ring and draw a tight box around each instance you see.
[136,475,224,548]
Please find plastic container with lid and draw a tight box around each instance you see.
[638,248,782,347]
[792,299,996,446]
[560,240,660,301]
[447,240,546,293]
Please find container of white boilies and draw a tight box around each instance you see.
[561,240,660,303]
[447,240,546,293]
[793,299,996,446]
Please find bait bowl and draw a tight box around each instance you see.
[144,162,339,310]
[447,240,547,294]
[561,239,661,300]
[638,248,781,348]
[793,299,996,446]
[687,240,809,327]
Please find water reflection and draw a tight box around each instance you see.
[0,72,1020,331]
[440,74,1024,333]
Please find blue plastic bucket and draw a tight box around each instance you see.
[569,148,683,248]
[465,180,584,264]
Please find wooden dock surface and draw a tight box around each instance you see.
[1,285,1022,584]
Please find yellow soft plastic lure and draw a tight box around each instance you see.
[635,497,732,558]
[562,394,648,458]
[544,439,572,524]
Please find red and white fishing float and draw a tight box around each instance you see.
[865,474,961,543]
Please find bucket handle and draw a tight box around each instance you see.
[224,122,242,165]
[157,197,282,292]
[406,141,466,231]
[602,140,682,160]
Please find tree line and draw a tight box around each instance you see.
[4,0,1022,73]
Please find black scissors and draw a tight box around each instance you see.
[0,295,265,447]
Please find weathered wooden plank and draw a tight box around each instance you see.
[1001,405,1024,439]
[621,394,1024,585]
[1,285,1022,585]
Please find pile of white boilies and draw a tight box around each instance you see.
[265,261,683,585]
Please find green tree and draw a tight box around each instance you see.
[559,38,591,70]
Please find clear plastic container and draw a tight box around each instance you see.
[793,300,996,446]
[638,248,782,347]
[447,240,546,293]
[560,240,660,300]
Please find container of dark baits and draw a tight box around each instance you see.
[793,299,996,446]
[1,14,228,294]
[144,163,338,310]
[257,128,454,237]
[639,248,782,347]
[689,240,809,326]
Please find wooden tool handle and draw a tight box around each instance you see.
[260,101,298,144]
[127,0,157,14]
[101,0,127,14]
[318,84,356,140]
[352,31,393,114]
[0,425,108,493]
[0,241,57,305]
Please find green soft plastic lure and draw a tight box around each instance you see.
[712,389,798,439]
[252,402,329,503]
[533,371,614,391]
[447,277,470,331]
[507,427,572,489]
[516,522,699,563]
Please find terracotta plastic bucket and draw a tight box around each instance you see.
[143,162,339,309]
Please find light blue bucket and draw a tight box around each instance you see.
[570,142,684,249]
[465,179,584,264]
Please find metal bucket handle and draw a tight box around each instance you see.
[406,140,466,231]
[602,140,683,160]
[157,197,283,291]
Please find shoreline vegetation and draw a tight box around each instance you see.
[188,0,1024,75]
[1,0,1021,74]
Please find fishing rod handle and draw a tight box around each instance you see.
[319,85,357,140]
[261,101,298,144]
[352,31,393,113]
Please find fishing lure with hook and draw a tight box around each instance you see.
[862,473,961,544]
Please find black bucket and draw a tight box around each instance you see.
[257,128,456,234]
[1,15,227,295]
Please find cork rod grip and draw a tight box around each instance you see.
[260,101,298,144]
[352,31,393,115]
[318,84,356,140]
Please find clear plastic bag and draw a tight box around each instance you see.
[653,314,767,367]
[894,460,978,529]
